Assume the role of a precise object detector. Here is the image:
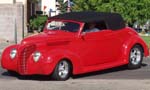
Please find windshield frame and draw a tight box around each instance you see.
[44,19,83,33]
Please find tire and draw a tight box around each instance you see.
[51,60,71,81]
[128,45,143,69]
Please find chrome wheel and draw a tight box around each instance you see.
[128,45,143,69]
[51,60,71,80]
[58,61,69,79]
[130,47,141,65]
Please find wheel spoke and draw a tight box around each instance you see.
[131,54,135,58]
[63,70,68,75]
[58,66,64,71]
[59,71,63,76]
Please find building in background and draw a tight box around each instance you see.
[41,0,56,16]
[0,0,57,43]
[0,0,57,25]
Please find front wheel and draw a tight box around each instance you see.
[128,45,143,69]
[51,60,71,81]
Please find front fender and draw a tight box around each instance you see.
[45,49,83,75]
[1,44,19,70]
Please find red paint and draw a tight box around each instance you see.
[1,19,149,76]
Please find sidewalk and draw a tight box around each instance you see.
[0,79,150,90]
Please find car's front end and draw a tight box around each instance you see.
[1,19,82,76]
[1,42,56,75]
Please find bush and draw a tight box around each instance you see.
[29,15,48,32]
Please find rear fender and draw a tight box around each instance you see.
[121,35,149,63]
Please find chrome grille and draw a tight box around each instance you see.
[19,44,36,74]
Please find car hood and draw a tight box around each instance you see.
[21,31,75,45]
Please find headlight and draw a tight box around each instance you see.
[10,49,17,59]
[33,51,41,62]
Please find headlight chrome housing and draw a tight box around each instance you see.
[33,51,41,62]
[10,48,17,59]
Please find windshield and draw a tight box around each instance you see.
[46,21,80,32]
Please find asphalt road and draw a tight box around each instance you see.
[0,58,150,90]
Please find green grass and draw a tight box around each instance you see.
[141,36,150,47]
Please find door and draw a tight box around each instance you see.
[78,30,122,66]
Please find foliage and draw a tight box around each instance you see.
[29,15,48,32]
[57,0,68,14]
[72,0,150,26]
[57,0,74,14]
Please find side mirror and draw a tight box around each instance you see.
[78,32,86,40]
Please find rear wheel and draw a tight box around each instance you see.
[51,60,71,81]
[128,45,143,69]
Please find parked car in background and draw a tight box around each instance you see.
[145,20,150,33]
[133,21,142,33]
[1,12,149,80]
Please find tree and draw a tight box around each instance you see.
[72,0,150,26]
[57,0,68,14]
[57,0,74,14]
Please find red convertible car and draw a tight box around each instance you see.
[1,12,149,80]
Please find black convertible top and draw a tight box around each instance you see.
[49,11,125,30]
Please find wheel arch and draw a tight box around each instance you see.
[134,43,144,53]
[46,49,83,75]
[132,39,149,57]
[56,55,83,75]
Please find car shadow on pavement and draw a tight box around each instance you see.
[1,63,148,81]
[2,72,53,81]
[72,65,128,79]
[72,63,148,79]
